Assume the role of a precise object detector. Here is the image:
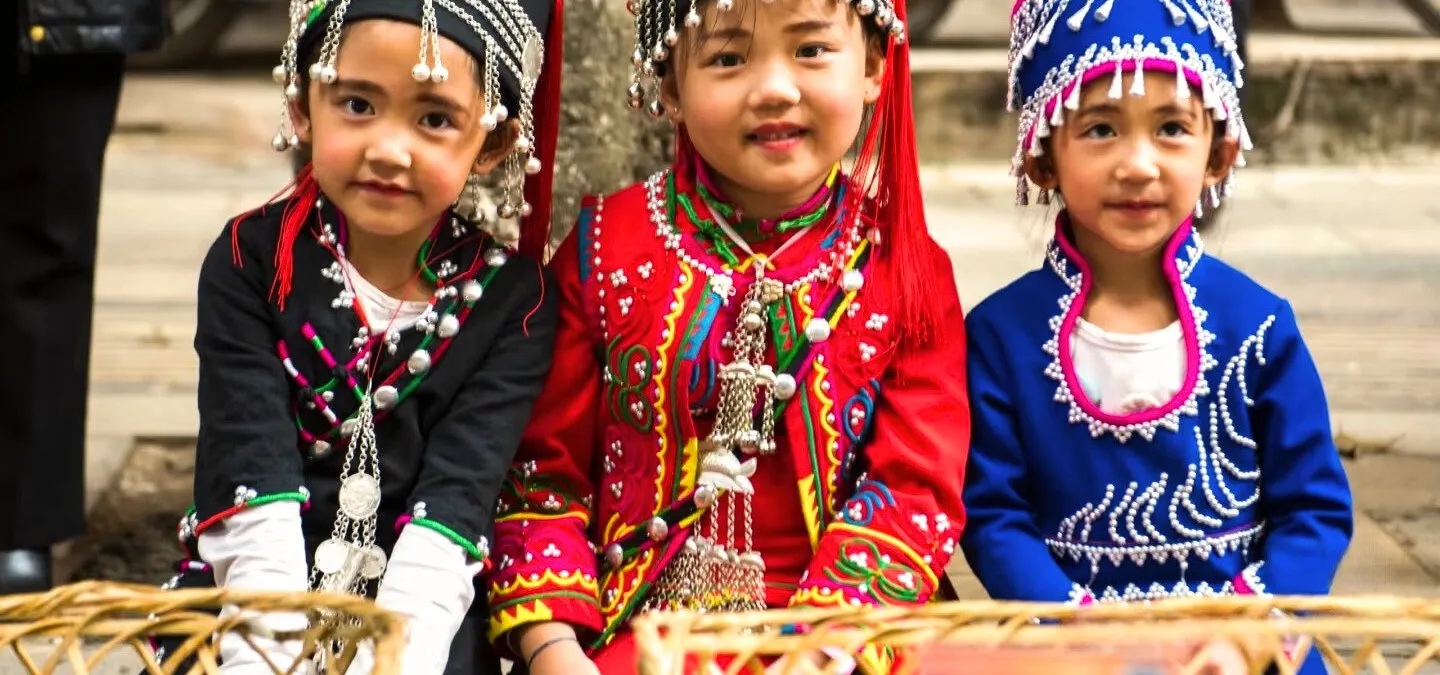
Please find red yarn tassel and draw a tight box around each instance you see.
[270,163,321,312]
[518,0,564,262]
[870,0,942,344]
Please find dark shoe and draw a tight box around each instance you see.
[0,549,52,595]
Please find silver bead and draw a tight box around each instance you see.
[650,45,667,62]
[694,485,717,508]
[271,64,287,84]
[805,318,832,342]
[494,104,509,122]
[407,349,432,375]
[437,314,461,339]
[663,29,679,46]
[646,99,666,118]
[373,385,399,409]
[462,280,484,303]
[309,440,332,460]
[857,0,875,13]
[319,64,338,84]
[520,202,533,217]
[308,62,323,79]
[842,270,865,292]
[484,248,509,268]
[646,517,669,541]
[340,418,358,437]
[515,136,532,153]
[525,157,542,175]
[480,113,498,131]
[411,63,432,82]
[774,373,798,400]
[430,64,449,83]
[743,312,764,331]
[497,202,516,219]
[604,543,624,568]
[717,0,733,9]
[271,133,290,152]
[631,49,645,66]
[284,83,300,100]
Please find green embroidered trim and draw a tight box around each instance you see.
[696,180,830,238]
[247,491,311,509]
[605,340,655,432]
[409,517,484,560]
[490,590,600,615]
[824,538,922,605]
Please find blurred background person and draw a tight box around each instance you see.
[0,0,168,593]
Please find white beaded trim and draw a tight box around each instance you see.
[1042,234,1214,443]
[1092,578,1236,604]
[1047,522,1261,568]
[1047,315,1279,573]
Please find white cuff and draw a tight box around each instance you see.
[372,525,482,675]
[198,500,313,675]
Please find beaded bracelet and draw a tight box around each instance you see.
[525,635,579,669]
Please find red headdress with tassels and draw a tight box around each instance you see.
[849,0,943,344]
[518,0,563,263]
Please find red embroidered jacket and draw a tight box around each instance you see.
[486,174,971,671]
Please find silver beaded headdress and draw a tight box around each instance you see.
[270,0,552,221]
[1009,0,1252,212]
[624,0,908,116]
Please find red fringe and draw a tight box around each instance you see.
[270,163,321,312]
[518,0,564,263]
[870,0,942,345]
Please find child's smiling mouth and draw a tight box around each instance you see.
[746,122,809,151]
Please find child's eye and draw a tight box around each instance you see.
[342,97,374,115]
[340,97,374,115]
[797,44,830,58]
[1159,121,1190,137]
[420,112,454,130]
[1081,123,1116,139]
[706,52,744,68]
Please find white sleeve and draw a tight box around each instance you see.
[197,500,313,675]
[372,525,484,675]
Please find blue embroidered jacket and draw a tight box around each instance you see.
[961,217,1353,609]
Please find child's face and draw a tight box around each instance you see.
[664,0,884,216]
[292,20,511,239]
[1030,70,1237,256]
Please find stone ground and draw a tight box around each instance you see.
[24,27,1440,672]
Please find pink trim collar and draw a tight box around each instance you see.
[1043,215,1212,443]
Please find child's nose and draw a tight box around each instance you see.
[363,135,414,170]
[1115,139,1161,182]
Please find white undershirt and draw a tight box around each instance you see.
[342,259,429,332]
[1071,318,1186,416]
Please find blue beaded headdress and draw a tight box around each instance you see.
[1008,0,1252,209]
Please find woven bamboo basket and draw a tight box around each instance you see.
[0,580,403,674]
[633,595,1440,675]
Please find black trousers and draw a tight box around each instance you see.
[0,38,125,548]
